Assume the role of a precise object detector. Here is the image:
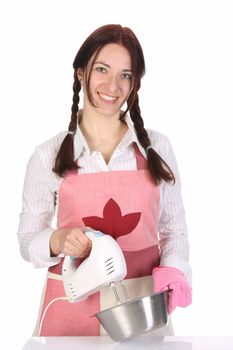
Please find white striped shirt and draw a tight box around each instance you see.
[17,114,192,283]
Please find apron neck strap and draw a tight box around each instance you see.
[133,143,148,170]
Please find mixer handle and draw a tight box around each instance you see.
[69,229,105,261]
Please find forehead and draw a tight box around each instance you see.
[93,43,132,69]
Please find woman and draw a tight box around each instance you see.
[17,24,192,336]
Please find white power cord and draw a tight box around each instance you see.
[38,296,68,336]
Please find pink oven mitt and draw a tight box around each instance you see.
[152,266,192,314]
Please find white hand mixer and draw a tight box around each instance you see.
[39,230,168,340]
[62,230,129,303]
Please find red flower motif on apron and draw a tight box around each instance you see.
[83,198,141,239]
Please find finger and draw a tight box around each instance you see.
[167,284,179,314]
[63,241,79,255]
[63,245,78,256]
[75,232,92,247]
[63,243,86,257]
[82,226,93,232]
[67,230,86,246]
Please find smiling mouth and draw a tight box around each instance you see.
[98,92,118,102]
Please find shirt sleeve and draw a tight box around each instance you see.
[150,132,192,285]
[17,149,62,268]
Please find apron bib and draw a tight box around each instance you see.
[36,143,173,336]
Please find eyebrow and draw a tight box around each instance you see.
[94,61,132,72]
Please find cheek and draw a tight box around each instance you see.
[89,79,104,94]
[90,71,105,86]
[122,82,133,96]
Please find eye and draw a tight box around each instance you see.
[95,66,107,73]
[122,73,132,80]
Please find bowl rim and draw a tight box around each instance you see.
[95,290,168,316]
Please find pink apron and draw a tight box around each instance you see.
[39,143,161,336]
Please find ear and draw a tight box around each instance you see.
[77,68,83,82]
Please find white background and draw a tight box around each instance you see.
[0,0,232,337]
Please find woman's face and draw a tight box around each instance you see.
[80,43,133,117]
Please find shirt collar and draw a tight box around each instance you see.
[119,114,147,158]
[73,111,89,160]
[73,111,147,160]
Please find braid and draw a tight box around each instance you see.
[69,71,80,132]
[129,94,175,185]
[53,71,81,177]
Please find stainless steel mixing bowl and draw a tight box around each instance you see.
[95,291,168,342]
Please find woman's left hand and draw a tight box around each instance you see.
[152,266,192,314]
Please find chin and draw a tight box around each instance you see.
[95,106,122,117]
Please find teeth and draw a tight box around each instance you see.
[99,93,117,101]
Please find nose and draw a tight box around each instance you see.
[106,74,120,93]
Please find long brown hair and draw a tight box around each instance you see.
[53,24,175,185]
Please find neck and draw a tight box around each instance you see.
[79,108,126,142]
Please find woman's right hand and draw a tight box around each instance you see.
[50,227,92,258]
